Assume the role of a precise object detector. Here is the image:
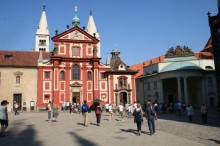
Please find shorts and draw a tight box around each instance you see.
[0,119,8,126]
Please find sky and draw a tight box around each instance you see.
[0,0,219,66]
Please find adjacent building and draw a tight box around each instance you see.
[130,43,218,108]
[0,51,50,111]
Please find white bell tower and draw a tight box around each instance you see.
[35,5,50,52]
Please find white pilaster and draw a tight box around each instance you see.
[158,79,164,103]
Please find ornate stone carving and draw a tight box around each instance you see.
[165,45,193,57]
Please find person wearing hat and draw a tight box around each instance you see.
[0,100,9,137]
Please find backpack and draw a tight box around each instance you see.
[95,107,101,114]
[82,105,88,112]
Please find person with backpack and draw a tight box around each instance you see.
[95,102,102,126]
[82,100,89,127]
[145,102,157,135]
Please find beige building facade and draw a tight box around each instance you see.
[0,68,38,111]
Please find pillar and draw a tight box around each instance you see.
[183,76,188,105]
[177,77,182,102]
[202,77,206,105]
[158,79,164,103]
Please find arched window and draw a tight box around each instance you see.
[72,64,80,80]
[60,71,65,80]
[16,76,20,84]
[87,71,92,80]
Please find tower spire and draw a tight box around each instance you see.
[35,5,50,52]
[87,10,101,57]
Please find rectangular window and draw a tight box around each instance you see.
[73,47,80,56]
[45,95,50,100]
[101,73,105,79]
[45,71,50,79]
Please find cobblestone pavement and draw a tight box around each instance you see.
[0,110,219,146]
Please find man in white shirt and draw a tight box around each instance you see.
[118,103,124,120]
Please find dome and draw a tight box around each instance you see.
[72,16,80,26]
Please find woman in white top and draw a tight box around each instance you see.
[0,100,9,137]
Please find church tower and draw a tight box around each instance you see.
[86,11,100,57]
[35,5,50,52]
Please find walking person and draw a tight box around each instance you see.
[201,104,208,124]
[112,102,117,115]
[69,102,72,113]
[145,102,157,135]
[133,103,144,136]
[186,104,194,123]
[108,104,113,121]
[0,100,9,137]
[47,101,53,123]
[118,103,124,120]
[52,103,59,122]
[78,102,82,114]
[95,102,102,126]
[14,102,19,115]
[82,100,89,127]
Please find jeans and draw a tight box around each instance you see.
[15,108,19,115]
[148,118,155,134]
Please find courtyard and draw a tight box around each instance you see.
[0,110,219,146]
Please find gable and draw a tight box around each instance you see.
[52,26,99,43]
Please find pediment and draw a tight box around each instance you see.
[70,82,82,87]
[52,26,99,43]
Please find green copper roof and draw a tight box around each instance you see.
[72,16,80,26]
[160,62,202,72]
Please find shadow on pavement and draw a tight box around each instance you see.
[0,119,42,146]
[120,129,138,135]
[77,123,85,126]
[69,131,99,146]
[209,138,220,144]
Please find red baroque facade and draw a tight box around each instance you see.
[37,25,137,108]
